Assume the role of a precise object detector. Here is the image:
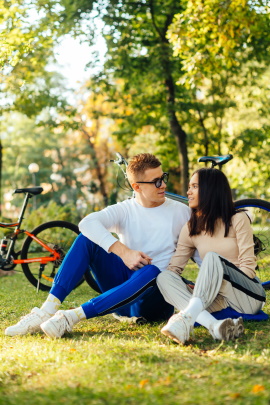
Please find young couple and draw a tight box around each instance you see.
[5,153,266,344]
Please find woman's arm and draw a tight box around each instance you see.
[233,212,257,278]
[167,224,196,275]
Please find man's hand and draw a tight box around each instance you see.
[122,250,152,270]
[109,241,152,270]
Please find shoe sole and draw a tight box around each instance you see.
[5,327,40,336]
[217,319,236,341]
[161,326,186,344]
[233,317,244,338]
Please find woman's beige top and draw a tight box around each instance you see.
[168,211,256,278]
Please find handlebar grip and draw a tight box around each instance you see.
[112,152,128,166]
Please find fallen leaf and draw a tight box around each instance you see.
[155,376,172,386]
[252,384,265,393]
[139,379,149,388]
[229,393,241,399]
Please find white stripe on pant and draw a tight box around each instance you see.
[157,252,266,315]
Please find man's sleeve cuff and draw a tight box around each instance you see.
[100,234,119,253]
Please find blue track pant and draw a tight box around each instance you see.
[50,234,174,321]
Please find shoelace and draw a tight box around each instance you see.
[54,312,73,333]
[170,312,190,323]
[170,312,194,336]
[19,312,37,322]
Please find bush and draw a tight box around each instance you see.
[23,201,82,231]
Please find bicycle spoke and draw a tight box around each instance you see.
[21,221,81,291]
[234,200,270,288]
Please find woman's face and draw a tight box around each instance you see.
[187,173,199,209]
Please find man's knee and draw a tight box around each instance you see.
[73,234,98,255]
[142,264,161,278]
[76,233,93,246]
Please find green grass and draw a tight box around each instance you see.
[1,269,270,405]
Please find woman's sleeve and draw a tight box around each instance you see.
[167,224,196,275]
[233,212,257,278]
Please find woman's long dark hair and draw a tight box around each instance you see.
[188,168,236,237]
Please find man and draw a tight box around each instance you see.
[5,153,190,338]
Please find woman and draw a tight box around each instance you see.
[157,168,266,344]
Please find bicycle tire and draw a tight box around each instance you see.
[21,220,82,291]
[84,267,102,293]
[234,198,270,290]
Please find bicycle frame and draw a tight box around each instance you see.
[0,189,60,269]
[165,191,188,204]
[15,231,61,264]
[0,224,61,266]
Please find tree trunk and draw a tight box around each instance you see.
[165,75,189,194]
[197,107,209,156]
[81,128,109,207]
[149,2,190,194]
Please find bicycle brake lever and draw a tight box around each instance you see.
[110,153,128,167]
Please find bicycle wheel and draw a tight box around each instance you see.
[84,268,102,293]
[21,220,81,291]
[234,199,270,290]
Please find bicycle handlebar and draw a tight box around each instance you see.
[110,152,128,167]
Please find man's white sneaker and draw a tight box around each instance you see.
[40,310,74,338]
[209,318,240,341]
[5,307,50,336]
[161,311,193,344]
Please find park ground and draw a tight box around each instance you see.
[0,267,270,405]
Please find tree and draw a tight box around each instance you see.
[0,0,76,212]
[0,79,127,217]
[0,0,33,70]
[97,0,192,193]
[2,0,270,198]
[50,0,269,192]
[50,0,191,192]
[165,0,270,164]
[168,0,270,85]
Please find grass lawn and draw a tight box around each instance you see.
[1,269,270,405]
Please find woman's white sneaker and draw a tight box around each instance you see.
[161,311,193,344]
[209,317,244,341]
[5,308,51,336]
[233,317,244,338]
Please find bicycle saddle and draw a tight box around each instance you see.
[198,154,233,167]
[13,187,44,195]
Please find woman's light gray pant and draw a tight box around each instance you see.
[157,252,266,314]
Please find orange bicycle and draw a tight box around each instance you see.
[0,187,81,291]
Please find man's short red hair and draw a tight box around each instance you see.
[126,153,161,181]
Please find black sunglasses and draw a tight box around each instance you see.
[136,172,169,188]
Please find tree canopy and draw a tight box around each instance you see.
[0,0,269,212]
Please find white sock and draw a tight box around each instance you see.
[196,310,218,330]
[65,307,86,325]
[182,297,204,324]
[40,294,61,317]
